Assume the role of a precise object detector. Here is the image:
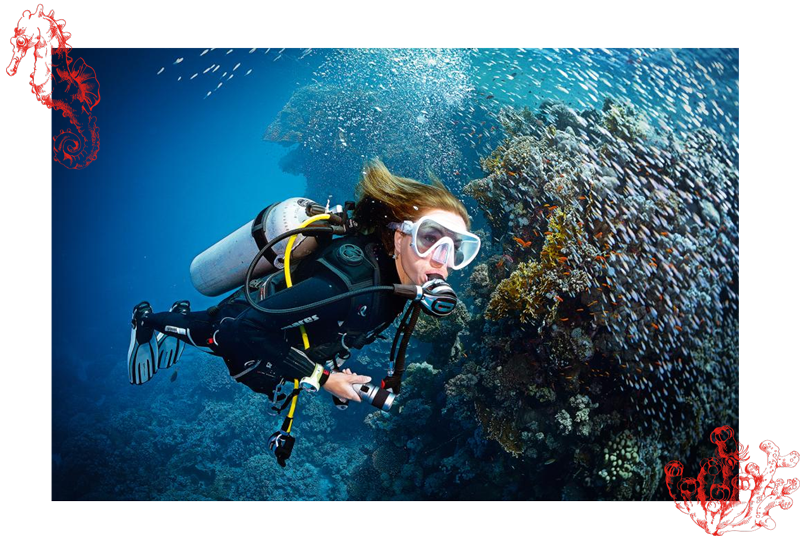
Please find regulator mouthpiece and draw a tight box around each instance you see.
[419,278,458,317]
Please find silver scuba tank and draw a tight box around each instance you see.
[190,197,322,296]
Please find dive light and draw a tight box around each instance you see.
[353,382,395,411]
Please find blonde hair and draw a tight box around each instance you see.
[353,159,470,254]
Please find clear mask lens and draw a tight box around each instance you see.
[413,218,480,269]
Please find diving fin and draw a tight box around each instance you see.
[156,300,190,369]
[128,301,158,385]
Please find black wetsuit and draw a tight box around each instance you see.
[143,233,407,395]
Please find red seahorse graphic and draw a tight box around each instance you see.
[665,426,799,534]
[6,4,100,169]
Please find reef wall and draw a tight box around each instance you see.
[349,96,738,500]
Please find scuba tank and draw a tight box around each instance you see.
[190,198,324,297]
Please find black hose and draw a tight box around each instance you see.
[393,304,420,377]
[389,303,415,368]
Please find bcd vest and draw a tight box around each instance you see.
[226,235,398,366]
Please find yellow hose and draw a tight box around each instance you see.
[286,379,299,433]
[284,213,331,350]
[283,213,331,434]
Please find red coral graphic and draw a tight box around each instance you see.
[6,4,100,169]
[665,426,799,534]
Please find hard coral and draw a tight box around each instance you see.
[475,401,524,457]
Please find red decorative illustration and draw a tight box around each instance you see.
[665,426,799,534]
[6,4,100,169]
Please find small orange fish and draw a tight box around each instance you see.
[594,231,603,238]
[496,259,505,268]
[649,262,657,267]
[578,196,586,200]
[548,205,558,211]
[661,231,669,236]
[560,317,569,322]
[675,325,683,332]
[588,300,598,307]
[554,295,564,303]
[557,256,568,263]
[513,237,532,248]
[544,231,553,236]
[651,323,659,330]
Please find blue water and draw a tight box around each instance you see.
[52,49,314,498]
[52,48,739,500]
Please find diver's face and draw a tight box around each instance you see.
[393,209,468,286]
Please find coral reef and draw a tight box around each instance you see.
[452,94,738,498]
[263,49,481,201]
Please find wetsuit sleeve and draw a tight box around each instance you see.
[217,269,350,379]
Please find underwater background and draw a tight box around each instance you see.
[52,48,738,500]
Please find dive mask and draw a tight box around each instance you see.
[388,215,481,270]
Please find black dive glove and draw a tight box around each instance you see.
[307,338,351,365]
[281,347,319,379]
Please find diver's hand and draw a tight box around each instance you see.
[323,368,371,403]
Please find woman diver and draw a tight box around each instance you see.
[126,159,480,465]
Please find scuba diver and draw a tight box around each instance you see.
[126,159,481,466]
